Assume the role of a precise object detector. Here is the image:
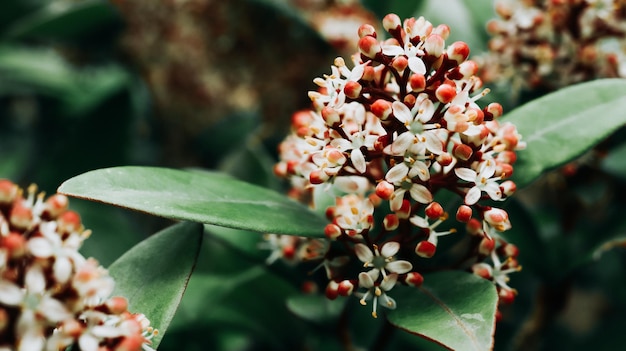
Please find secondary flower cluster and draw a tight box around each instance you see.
[270,14,525,318]
[480,0,626,93]
[0,180,156,351]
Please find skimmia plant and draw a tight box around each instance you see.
[3,6,626,351]
[271,13,526,320]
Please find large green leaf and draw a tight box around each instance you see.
[503,79,626,188]
[3,0,118,40]
[387,271,497,351]
[58,166,328,237]
[108,221,204,348]
[164,229,306,350]
[0,45,130,115]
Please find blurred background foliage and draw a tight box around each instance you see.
[1,0,625,350]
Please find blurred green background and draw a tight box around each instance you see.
[1,1,625,350]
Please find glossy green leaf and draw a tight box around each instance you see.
[503,78,626,188]
[601,142,626,180]
[387,271,497,351]
[0,45,130,115]
[108,221,204,348]
[165,230,306,350]
[3,0,118,40]
[58,166,328,237]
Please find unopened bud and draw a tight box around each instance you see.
[383,214,399,231]
[405,272,424,287]
[435,83,457,103]
[371,99,393,120]
[324,223,342,240]
[425,202,444,219]
[358,36,381,59]
[358,24,377,38]
[456,205,473,223]
[382,14,402,32]
[415,240,437,258]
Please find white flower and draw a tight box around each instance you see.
[354,242,412,281]
[454,160,502,205]
[384,100,443,156]
[356,272,398,318]
[27,221,87,284]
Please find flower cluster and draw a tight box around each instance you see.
[480,0,626,93]
[0,180,156,351]
[269,14,525,318]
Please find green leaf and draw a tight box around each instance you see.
[0,45,130,115]
[286,294,345,324]
[503,78,626,188]
[3,0,118,40]
[165,231,306,350]
[387,271,497,351]
[108,221,204,348]
[601,141,626,180]
[58,166,328,237]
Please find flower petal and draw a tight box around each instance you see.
[354,243,374,263]
[386,163,409,183]
[454,168,478,182]
[0,280,23,306]
[25,265,46,294]
[27,237,54,258]
[358,271,374,288]
[409,184,433,204]
[386,260,413,274]
[409,215,429,228]
[381,273,398,290]
[381,44,405,56]
[392,101,413,124]
[351,149,367,174]
[380,241,400,257]
[464,186,482,205]
[408,56,427,75]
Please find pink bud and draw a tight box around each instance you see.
[375,180,394,200]
[309,170,329,184]
[456,205,473,223]
[485,102,503,119]
[344,81,362,99]
[416,240,437,258]
[472,263,492,279]
[383,214,400,231]
[409,74,426,92]
[358,24,377,38]
[396,199,412,219]
[371,99,393,120]
[424,34,445,57]
[435,83,457,103]
[436,152,453,166]
[337,280,354,296]
[405,272,424,287]
[483,208,511,231]
[466,218,483,235]
[425,202,444,219]
[501,180,516,197]
[453,143,473,161]
[392,56,409,73]
[358,36,381,59]
[447,41,470,64]
[499,288,516,305]
[382,14,402,32]
[325,281,340,300]
[479,237,495,255]
[324,223,342,240]
[321,106,340,126]
[0,179,18,204]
